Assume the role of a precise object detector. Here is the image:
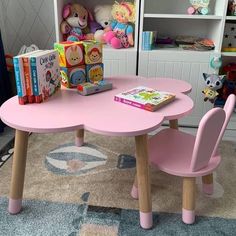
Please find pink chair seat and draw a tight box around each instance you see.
[149,128,221,177]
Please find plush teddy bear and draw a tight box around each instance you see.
[60,3,94,41]
[93,5,113,43]
[103,1,136,49]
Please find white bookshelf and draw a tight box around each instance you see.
[138,0,236,129]
[53,0,140,77]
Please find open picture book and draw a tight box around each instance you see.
[114,86,176,112]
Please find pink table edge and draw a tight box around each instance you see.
[0,76,193,136]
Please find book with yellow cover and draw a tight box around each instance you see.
[114,86,175,112]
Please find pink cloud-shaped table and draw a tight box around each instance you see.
[0,76,193,229]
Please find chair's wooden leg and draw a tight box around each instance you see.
[182,177,196,224]
[202,173,213,195]
[169,119,178,129]
[8,130,29,214]
[135,134,153,229]
[75,129,84,147]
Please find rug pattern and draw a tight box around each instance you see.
[0,131,236,235]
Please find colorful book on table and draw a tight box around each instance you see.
[114,86,176,112]
[30,50,61,103]
[22,50,42,103]
[13,50,41,105]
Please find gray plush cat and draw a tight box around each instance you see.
[202,73,225,102]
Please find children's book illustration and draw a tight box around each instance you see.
[114,86,176,112]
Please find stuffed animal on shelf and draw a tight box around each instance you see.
[93,5,113,43]
[228,0,236,16]
[104,1,136,49]
[202,73,225,103]
[60,3,94,42]
[188,0,210,15]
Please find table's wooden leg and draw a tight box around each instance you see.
[182,177,196,224]
[8,130,29,214]
[131,175,139,199]
[135,134,153,229]
[202,173,214,195]
[75,129,84,147]
[169,119,178,130]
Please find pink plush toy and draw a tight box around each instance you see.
[104,1,136,49]
[60,3,94,41]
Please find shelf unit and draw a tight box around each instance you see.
[138,0,236,129]
[53,0,139,77]
[53,0,235,129]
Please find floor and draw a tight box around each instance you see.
[0,126,14,152]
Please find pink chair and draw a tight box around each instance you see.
[131,94,236,225]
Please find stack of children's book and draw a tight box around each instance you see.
[13,50,61,105]
[114,86,176,112]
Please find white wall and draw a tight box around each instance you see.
[0,0,56,56]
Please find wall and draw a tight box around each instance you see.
[0,0,56,56]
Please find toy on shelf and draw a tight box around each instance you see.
[104,1,136,49]
[187,0,210,15]
[202,73,225,103]
[54,41,84,67]
[227,0,236,16]
[93,5,113,43]
[60,3,94,42]
[77,80,112,95]
[83,40,103,64]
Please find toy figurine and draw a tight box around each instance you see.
[202,73,225,103]
[93,5,113,43]
[228,0,236,16]
[104,1,136,49]
[188,0,210,15]
[60,3,94,42]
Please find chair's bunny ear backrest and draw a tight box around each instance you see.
[212,94,236,156]
[190,108,226,172]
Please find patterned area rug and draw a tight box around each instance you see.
[0,131,236,235]
[0,139,14,168]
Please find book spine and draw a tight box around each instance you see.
[23,57,34,103]
[114,96,148,111]
[13,57,27,105]
[13,58,23,97]
[30,57,42,103]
